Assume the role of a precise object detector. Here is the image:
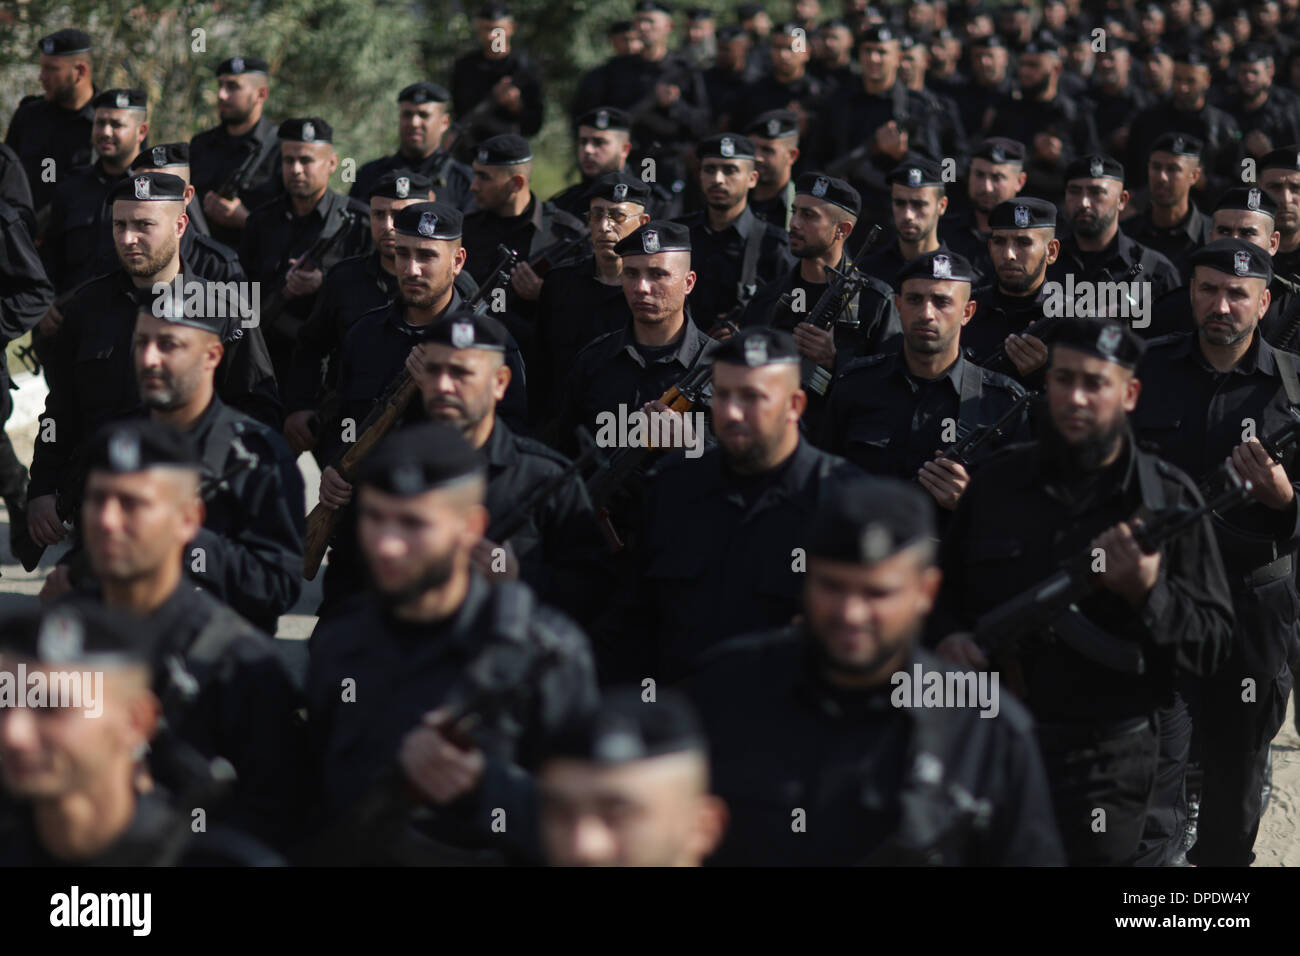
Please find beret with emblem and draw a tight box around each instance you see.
[794,172,860,216]
[0,600,151,668]
[775,21,807,37]
[697,132,757,161]
[988,196,1057,230]
[1261,146,1300,172]
[1064,152,1125,183]
[585,171,651,207]
[1051,317,1146,370]
[858,23,899,45]
[609,19,634,34]
[398,81,450,104]
[546,687,707,765]
[216,55,269,75]
[685,6,713,21]
[636,0,673,13]
[474,133,533,165]
[39,29,92,56]
[1188,238,1273,283]
[1236,44,1276,64]
[134,278,233,337]
[356,422,486,497]
[369,169,433,201]
[85,419,200,476]
[716,24,747,41]
[898,249,976,285]
[807,477,936,565]
[1019,30,1062,55]
[1150,131,1203,158]
[393,201,463,240]
[576,106,631,132]
[614,220,691,256]
[131,142,190,171]
[109,171,187,204]
[972,137,1026,165]
[745,109,799,141]
[92,88,147,112]
[969,34,1005,49]
[1173,46,1209,67]
[1214,186,1278,220]
[710,327,801,368]
[479,1,513,18]
[887,157,944,189]
[278,117,333,144]
[736,3,764,19]
[421,309,509,352]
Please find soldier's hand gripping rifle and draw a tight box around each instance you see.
[974,406,1300,673]
[488,427,612,547]
[933,389,1037,470]
[301,245,521,579]
[214,137,267,201]
[259,208,362,342]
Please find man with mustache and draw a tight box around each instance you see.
[940,137,1028,284]
[1123,133,1213,282]
[1260,146,1300,280]
[860,157,951,290]
[935,317,1234,865]
[1134,239,1300,866]
[680,476,1065,866]
[744,110,801,230]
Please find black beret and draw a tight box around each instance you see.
[356,423,487,497]
[988,196,1057,230]
[131,142,190,171]
[398,81,450,104]
[92,88,147,112]
[969,34,1005,49]
[1173,46,1210,67]
[421,309,510,352]
[1019,30,1062,55]
[585,171,652,207]
[931,26,957,41]
[774,21,806,38]
[1136,42,1171,59]
[614,220,692,256]
[1138,0,1163,15]
[858,23,899,44]
[39,29,92,56]
[887,157,944,188]
[478,1,513,18]
[1150,132,1203,158]
[1064,152,1125,183]
[0,600,151,668]
[474,133,533,165]
[1188,238,1274,282]
[1214,186,1278,220]
[697,132,757,161]
[1050,318,1146,370]
[898,33,921,51]
[737,3,765,19]
[576,106,631,132]
[745,109,799,140]
[685,7,713,21]
[972,136,1026,165]
[546,687,707,765]
[369,169,434,201]
[710,327,801,368]
[807,477,936,565]
[635,0,673,13]
[898,249,976,285]
[392,201,464,240]
[609,18,634,33]
[716,24,747,41]
[1261,146,1300,172]
[85,419,200,476]
[109,171,187,204]
[278,117,332,144]
[794,172,861,215]
[135,277,234,337]
[1097,36,1130,53]
[215,55,269,76]
[1237,44,1276,64]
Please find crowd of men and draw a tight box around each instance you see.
[2,0,1300,867]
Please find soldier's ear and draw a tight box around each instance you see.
[1046,236,1061,265]
[492,359,511,400]
[1270,231,1282,257]
[1016,170,1027,191]
[637,212,651,228]
[1117,187,1130,211]
[788,146,801,165]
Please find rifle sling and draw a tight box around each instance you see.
[735,215,765,308]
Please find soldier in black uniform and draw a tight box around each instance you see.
[305,423,597,864]
[730,22,827,132]
[820,250,1028,518]
[534,172,648,420]
[190,56,283,249]
[951,34,1016,142]
[538,688,728,866]
[1133,240,1300,866]
[0,600,282,866]
[1229,45,1300,161]
[679,477,1066,866]
[0,144,37,237]
[934,318,1235,865]
[675,133,795,331]
[1090,41,1156,159]
[41,88,148,294]
[239,117,371,382]
[598,327,861,684]
[741,173,899,413]
[130,142,214,240]
[745,110,800,230]
[350,82,473,212]
[940,137,1028,283]
[966,197,1062,385]
[1123,132,1213,282]
[1208,186,1300,348]
[406,310,608,624]
[1260,146,1300,280]
[1126,47,1243,207]
[702,25,756,128]
[860,157,950,288]
[63,420,307,848]
[449,2,546,161]
[5,29,96,216]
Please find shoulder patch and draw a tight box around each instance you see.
[836,352,893,380]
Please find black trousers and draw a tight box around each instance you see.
[1037,716,1160,866]
[1134,691,1193,866]
[0,381,28,501]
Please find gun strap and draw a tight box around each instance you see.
[159,603,244,718]
[492,580,536,645]
[1275,345,1300,406]
[891,81,910,123]
[735,214,765,307]
[955,358,983,442]
[1135,450,1168,514]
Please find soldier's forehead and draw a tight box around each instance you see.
[623,249,687,268]
[112,198,184,216]
[900,276,966,295]
[281,140,331,155]
[94,107,139,120]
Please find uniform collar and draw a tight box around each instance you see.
[705,204,756,239]
[283,187,345,223]
[481,419,518,468]
[384,287,465,334]
[617,312,710,369]
[895,351,968,396]
[1140,202,1205,241]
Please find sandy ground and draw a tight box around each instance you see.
[3,371,1296,864]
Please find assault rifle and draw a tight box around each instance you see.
[214,137,269,201]
[259,208,362,343]
[934,389,1037,469]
